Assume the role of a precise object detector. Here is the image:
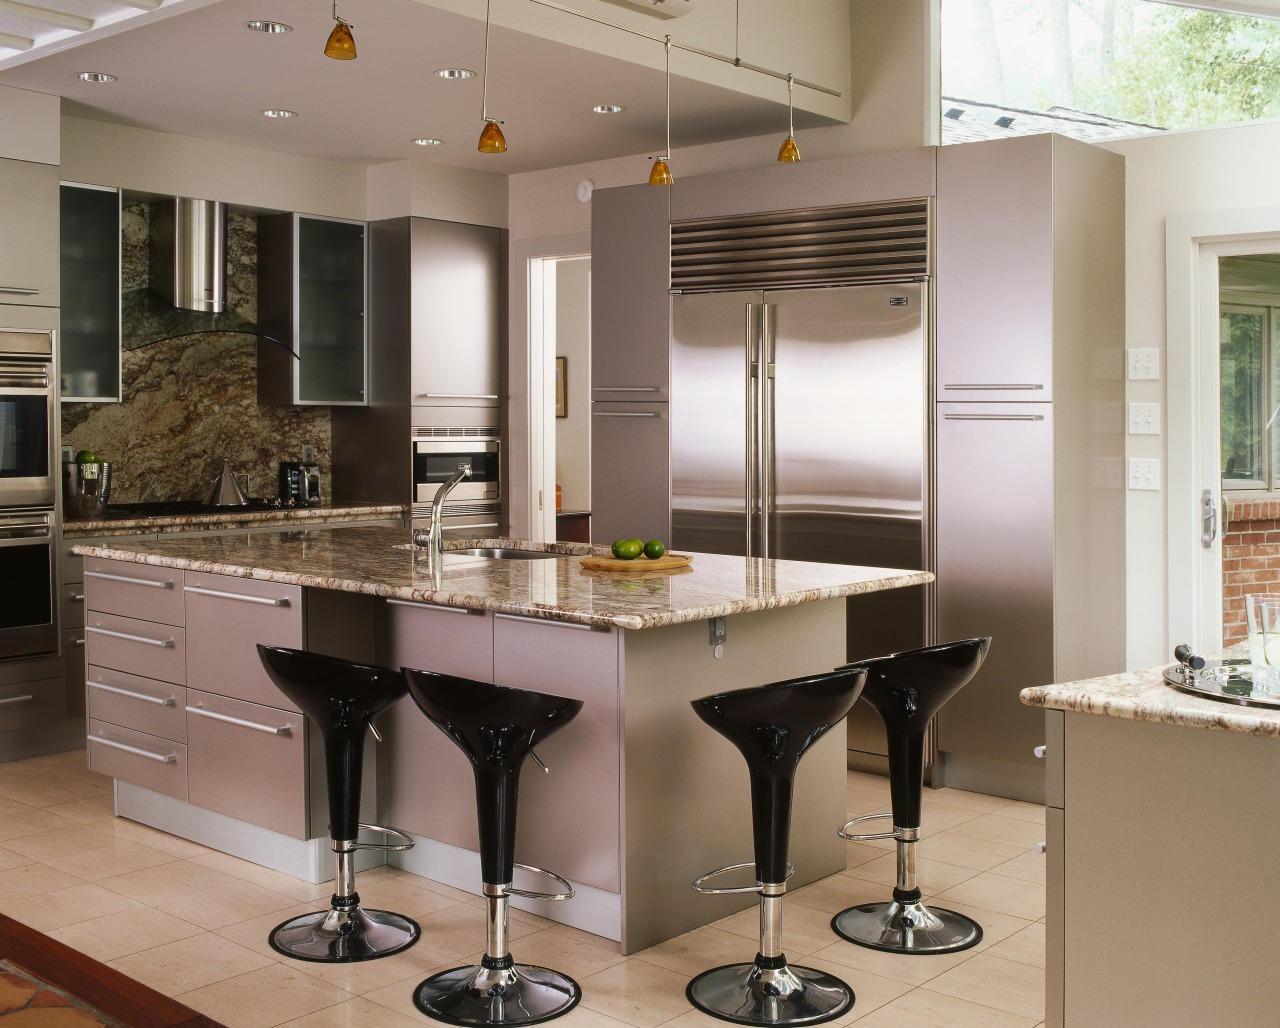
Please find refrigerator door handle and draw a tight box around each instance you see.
[746,302,759,560]
[760,302,775,563]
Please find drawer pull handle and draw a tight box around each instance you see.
[72,637,85,647]
[70,594,85,603]
[0,694,34,706]
[189,704,292,736]
[592,411,662,418]
[88,679,176,706]
[184,585,290,607]
[942,414,1044,422]
[85,625,175,648]
[0,286,40,295]
[85,570,174,589]
[1035,841,1047,854]
[387,598,482,616]
[1033,745,1047,758]
[89,735,176,763]
[943,383,1044,391]
[418,393,499,400]
[495,612,608,632]
[594,386,661,392]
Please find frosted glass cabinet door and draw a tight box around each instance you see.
[59,183,121,402]
[297,216,366,404]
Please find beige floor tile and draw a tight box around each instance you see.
[812,936,980,988]
[997,800,1047,825]
[1,825,119,861]
[923,788,1017,815]
[990,849,1048,885]
[712,896,846,958]
[935,900,1033,955]
[795,952,914,1025]
[576,958,693,1028]
[0,794,31,814]
[935,871,1046,922]
[985,921,1046,969]
[43,837,179,881]
[155,878,304,930]
[187,848,279,878]
[543,1005,636,1027]
[948,813,1048,850]
[918,800,987,833]
[507,926,628,980]
[0,845,30,871]
[277,995,427,1027]
[545,920,624,954]
[789,872,884,914]
[913,830,1027,871]
[177,961,351,1027]
[924,951,1045,1020]
[48,904,205,962]
[0,861,84,900]
[507,903,559,930]
[289,938,458,996]
[633,926,755,976]
[99,856,237,901]
[213,903,330,961]
[0,807,78,841]
[361,972,450,1021]
[407,875,485,907]
[345,875,469,920]
[19,750,111,789]
[843,839,886,868]
[848,851,980,895]
[96,817,214,858]
[109,932,276,995]
[241,868,334,903]
[381,900,536,962]
[0,881,139,931]
[850,985,1039,1027]
[42,793,117,825]
[0,768,110,808]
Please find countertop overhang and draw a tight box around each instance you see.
[71,526,933,630]
[62,503,406,536]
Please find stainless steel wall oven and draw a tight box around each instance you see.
[410,428,502,533]
[0,328,56,509]
[0,509,56,661]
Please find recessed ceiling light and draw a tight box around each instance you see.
[261,109,297,119]
[592,104,626,114]
[411,137,444,146]
[435,68,476,80]
[75,72,116,83]
[245,21,292,33]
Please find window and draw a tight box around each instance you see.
[1220,256,1280,493]
[941,0,1280,145]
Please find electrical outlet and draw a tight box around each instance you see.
[1127,457,1160,491]
[1127,348,1160,380]
[302,443,317,463]
[1127,402,1160,435]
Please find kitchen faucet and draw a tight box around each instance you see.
[421,462,472,560]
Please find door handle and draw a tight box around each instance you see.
[1202,489,1217,547]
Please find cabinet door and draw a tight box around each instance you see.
[493,613,621,893]
[184,572,304,709]
[409,219,502,411]
[59,183,121,401]
[590,401,670,546]
[936,136,1053,402]
[0,678,67,732]
[591,184,670,400]
[298,216,366,405]
[934,404,1054,771]
[0,159,59,307]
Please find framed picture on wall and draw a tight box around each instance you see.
[555,357,567,418]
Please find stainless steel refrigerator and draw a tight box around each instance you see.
[671,283,931,758]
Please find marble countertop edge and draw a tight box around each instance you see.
[62,503,406,536]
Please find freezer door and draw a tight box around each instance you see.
[671,290,762,556]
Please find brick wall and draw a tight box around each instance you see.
[1223,498,1280,644]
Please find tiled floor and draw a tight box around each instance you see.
[0,751,1047,1026]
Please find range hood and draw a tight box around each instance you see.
[121,197,293,354]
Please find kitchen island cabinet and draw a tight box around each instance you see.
[1021,657,1280,1027]
[73,526,930,952]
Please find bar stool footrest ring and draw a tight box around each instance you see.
[838,811,903,843]
[505,862,575,902]
[692,860,795,895]
[353,823,415,852]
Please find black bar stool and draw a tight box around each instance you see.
[402,667,584,1026]
[257,645,420,963]
[687,666,867,1027]
[832,637,991,955]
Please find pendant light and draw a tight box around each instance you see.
[777,73,800,162]
[649,35,673,186]
[477,0,507,153]
[324,0,356,60]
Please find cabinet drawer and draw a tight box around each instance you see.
[84,611,186,684]
[84,558,184,625]
[87,718,186,800]
[0,678,67,733]
[185,689,307,839]
[61,583,85,629]
[184,573,303,709]
[86,665,185,742]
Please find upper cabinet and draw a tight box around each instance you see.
[258,213,368,406]
[59,183,121,402]
[0,159,59,309]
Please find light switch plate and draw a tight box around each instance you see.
[302,443,317,463]
[1128,348,1160,380]
[1127,402,1160,435]
[1128,458,1160,490]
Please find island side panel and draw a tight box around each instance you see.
[1063,712,1280,1025]
[619,601,848,954]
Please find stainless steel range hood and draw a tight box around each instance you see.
[121,197,292,354]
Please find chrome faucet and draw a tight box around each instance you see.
[425,462,472,558]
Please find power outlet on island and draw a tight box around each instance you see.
[1127,457,1160,491]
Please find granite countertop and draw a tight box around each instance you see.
[71,525,933,630]
[1019,643,1280,739]
[62,503,406,537]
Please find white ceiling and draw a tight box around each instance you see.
[0,0,841,173]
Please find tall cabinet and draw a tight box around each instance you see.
[933,134,1126,801]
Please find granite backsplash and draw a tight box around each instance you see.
[60,201,332,505]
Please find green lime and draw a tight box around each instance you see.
[75,450,98,463]
[611,538,625,558]
[615,539,643,560]
[643,539,666,560]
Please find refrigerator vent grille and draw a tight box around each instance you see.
[411,426,500,439]
[669,199,930,293]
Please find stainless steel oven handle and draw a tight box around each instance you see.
[0,524,51,540]
[184,585,290,607]
[84,569,174,589]
[85,625,175,648]
[0,372,50,389]
[189,704,292,736]
[88,679,176,706]
[89,735,176,763]
[0,694,34,706]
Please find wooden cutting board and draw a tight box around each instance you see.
[579,553,693,573]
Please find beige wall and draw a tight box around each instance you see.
[366,159,508,227]
[555,258,592,512]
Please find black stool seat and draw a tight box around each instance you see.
[258,646,420,963]
[403,668,584,1026]
[687,667,866,1027]
[832,638,990,955]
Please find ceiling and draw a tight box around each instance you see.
[0,0,841,173]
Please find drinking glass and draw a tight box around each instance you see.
[1246,593,1280,692]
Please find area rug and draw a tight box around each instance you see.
[0,916,221,1027]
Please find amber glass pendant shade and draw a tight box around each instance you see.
[649,158,673,187]
[478,120,507,153]
[324,20,356,60]
[777,136,800,162]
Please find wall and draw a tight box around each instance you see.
[555,258,591,512]
[61,201,331,504]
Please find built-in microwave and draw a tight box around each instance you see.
[410,431,502,530]
[0,328,57,510]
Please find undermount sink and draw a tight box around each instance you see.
[451,547,563,560]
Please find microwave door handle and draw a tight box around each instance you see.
[0,371,51,389]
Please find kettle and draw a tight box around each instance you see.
[206,459,250,507]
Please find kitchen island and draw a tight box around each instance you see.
[73,526,930,952]
[1021,652,1280,1027]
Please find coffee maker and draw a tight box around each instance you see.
[278,462,322,506]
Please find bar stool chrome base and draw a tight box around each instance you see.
[831,899,982,955]
[268,903,420,963]
[686,959,854,1026]
[413,957,581,1026]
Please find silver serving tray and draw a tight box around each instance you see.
[1164,658,1280,710]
